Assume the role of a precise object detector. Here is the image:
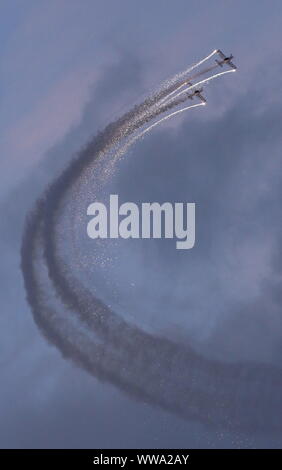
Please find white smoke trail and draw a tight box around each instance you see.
[112,51,219,140]
[111,102,205,166]
[177,49,218,79]
[135,102,205,139]
[157,62,220,107]
[161,69,236,106]
[156,50,218,100]
[105,69,235,176]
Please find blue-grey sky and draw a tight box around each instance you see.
[1,0,282,448]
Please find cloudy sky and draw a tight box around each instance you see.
[1,0,282,448]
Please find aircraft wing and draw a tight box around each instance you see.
[216,49,226,59]
[197,92,206,104]
[228,60,237,70]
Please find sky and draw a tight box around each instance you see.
[1,0,282,448]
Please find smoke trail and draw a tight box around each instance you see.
[22,204,282,434]
[40,91,205,345]
[176,49,218,79]
[111,102,205,165]
[21,53,282,433]
[161,69,236,106]
[157,61,220,106]
[143,49,218,111]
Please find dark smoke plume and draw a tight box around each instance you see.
[21,61,282,433]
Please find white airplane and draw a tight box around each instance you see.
[215,50,237,70]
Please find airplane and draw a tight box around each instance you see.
[180,79,207,103]
[193,87,207,103]
[186,87,206,104]
[215,50,237,70]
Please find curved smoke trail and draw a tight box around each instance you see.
[160,69,235,107]
[21,53,282,433]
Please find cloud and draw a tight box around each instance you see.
[2,1,282,447]
[1,66,97,187]
[107,70,282,364]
